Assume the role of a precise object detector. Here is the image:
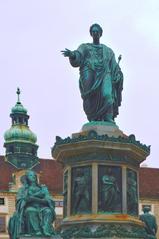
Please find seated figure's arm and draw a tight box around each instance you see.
[26,187,48,205]
[26,195,49,206]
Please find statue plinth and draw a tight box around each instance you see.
[80,121,125,137]
[52,123,150,239]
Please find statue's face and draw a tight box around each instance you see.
[26,171,37,183]
[91,26,101,40]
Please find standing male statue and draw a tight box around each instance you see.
[62,24,123,123]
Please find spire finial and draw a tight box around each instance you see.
[16,87,21,103]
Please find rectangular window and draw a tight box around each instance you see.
[0,198,5,205]
[0,216,6,232]
[59,201,63,207]
[55,201,63,207]
[55,201,59,207]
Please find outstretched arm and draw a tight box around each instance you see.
[62,45,84,68]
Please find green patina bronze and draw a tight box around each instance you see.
[4,88,39,169]
[139,206,158,238]
[52,129,151,238]
[61,224,148,239]
[53,132,151,154]
[8,170,56,238]
[127,169,138,216]
[71,166,92,214]
[62,24,123,123]
[98,166,122,213]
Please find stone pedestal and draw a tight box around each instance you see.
[52,123,150,239]
[81,121,125,137]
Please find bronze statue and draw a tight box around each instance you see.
[62,23,123,123]
[127,170,138,215]
[8,170,56,238]
[101,167,120,211]
[139,206,158,238]
[72,168,90,213]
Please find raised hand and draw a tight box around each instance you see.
[61,48,75,58]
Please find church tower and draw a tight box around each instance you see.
[4,88,39,169]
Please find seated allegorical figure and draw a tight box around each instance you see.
[139,206,158,238]
[8,170,56,239]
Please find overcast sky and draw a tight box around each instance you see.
[0,0,159,167]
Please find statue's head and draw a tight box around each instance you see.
[143,206,151,213]
[89,23,103,37]
[25,170,38,185]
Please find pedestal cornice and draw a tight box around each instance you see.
[52,132,150,166]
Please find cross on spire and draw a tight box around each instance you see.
[16,87,21,103]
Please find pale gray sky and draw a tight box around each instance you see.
[0,0,159,167]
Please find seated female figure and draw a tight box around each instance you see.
[8,170,56,239]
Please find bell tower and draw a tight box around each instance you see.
[4,88,39,169]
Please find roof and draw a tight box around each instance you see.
[0,156,16,191]
[0,156,63,194]
[139,167,159,199]
[0,155,159,199]
[37,158,63,194]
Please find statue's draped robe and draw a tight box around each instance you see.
[101,175,119,211]
[8,185,56,239]
[70,43,123,121]
[127,176,138,213]
[73,175,90,213]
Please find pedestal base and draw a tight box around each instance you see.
[52,122,151,239]
[68,237,156,239]
[20,235,61,239]
[20,238,50,239]
[61,220,148,239]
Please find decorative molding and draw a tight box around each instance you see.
[53,132,150,155]
[61,224,150,239]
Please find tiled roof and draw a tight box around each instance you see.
[37,158,63,194]
[0,155,159,199]
[0,156,16,191]
[0,156,63,194]
[139,167,159,199]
